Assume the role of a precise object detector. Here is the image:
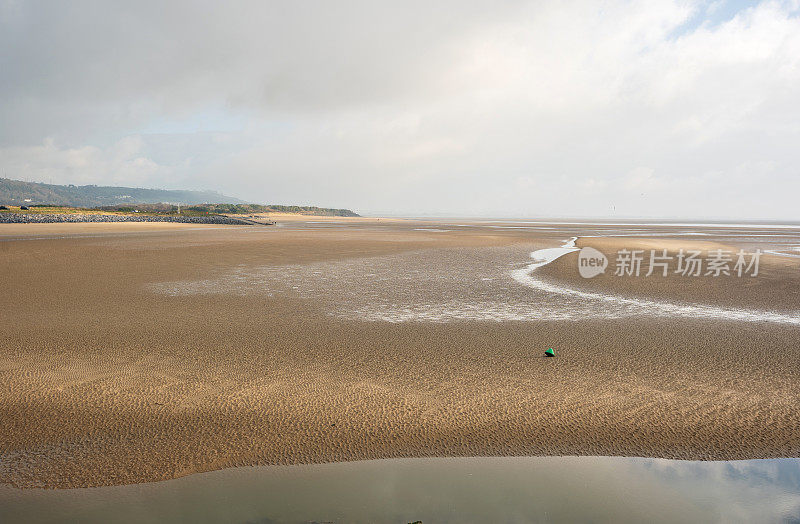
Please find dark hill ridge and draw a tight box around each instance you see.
[0,178,359,216]
[0,178,245,207]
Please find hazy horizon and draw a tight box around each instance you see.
[2,1,799,219]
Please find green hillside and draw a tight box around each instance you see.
[0,178,359,216]
[0,178,246,207]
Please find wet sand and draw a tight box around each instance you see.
[1,219,799,488]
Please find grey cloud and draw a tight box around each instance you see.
[2,1,800,218]
[1,0,524,142]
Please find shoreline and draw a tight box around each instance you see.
[2,454,797,491]
[3,456,797,523]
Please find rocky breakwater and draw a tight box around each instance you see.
[0,213,255,225]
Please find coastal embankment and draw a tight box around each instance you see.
[0,213,254,225]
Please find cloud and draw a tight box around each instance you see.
[0,137,173,187]
[1,0,799,217]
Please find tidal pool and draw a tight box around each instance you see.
[1,456,799,523]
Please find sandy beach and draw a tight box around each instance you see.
[1,218,799,488]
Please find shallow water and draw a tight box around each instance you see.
[148,224,800,325]
[1,456,798,523]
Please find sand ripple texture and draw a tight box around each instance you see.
[2,223,799,488]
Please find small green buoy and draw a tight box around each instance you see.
[545,348,555,357]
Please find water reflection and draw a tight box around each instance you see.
[1,456,798,523]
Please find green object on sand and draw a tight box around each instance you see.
[545,348,555,357]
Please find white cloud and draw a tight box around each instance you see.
[0,137,173,188]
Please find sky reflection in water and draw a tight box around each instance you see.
[1,456,799,523]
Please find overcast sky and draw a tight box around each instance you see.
[1,0,799,218]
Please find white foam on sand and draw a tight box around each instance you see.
[764,246,800,259]
[519,236,579,270]
[148,237,799,325]
[510,239,800,326]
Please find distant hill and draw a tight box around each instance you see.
[168,203,359,217]
[0,178,246,207]
[0,178,359,216]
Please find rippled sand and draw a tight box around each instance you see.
[1,219,799,488]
